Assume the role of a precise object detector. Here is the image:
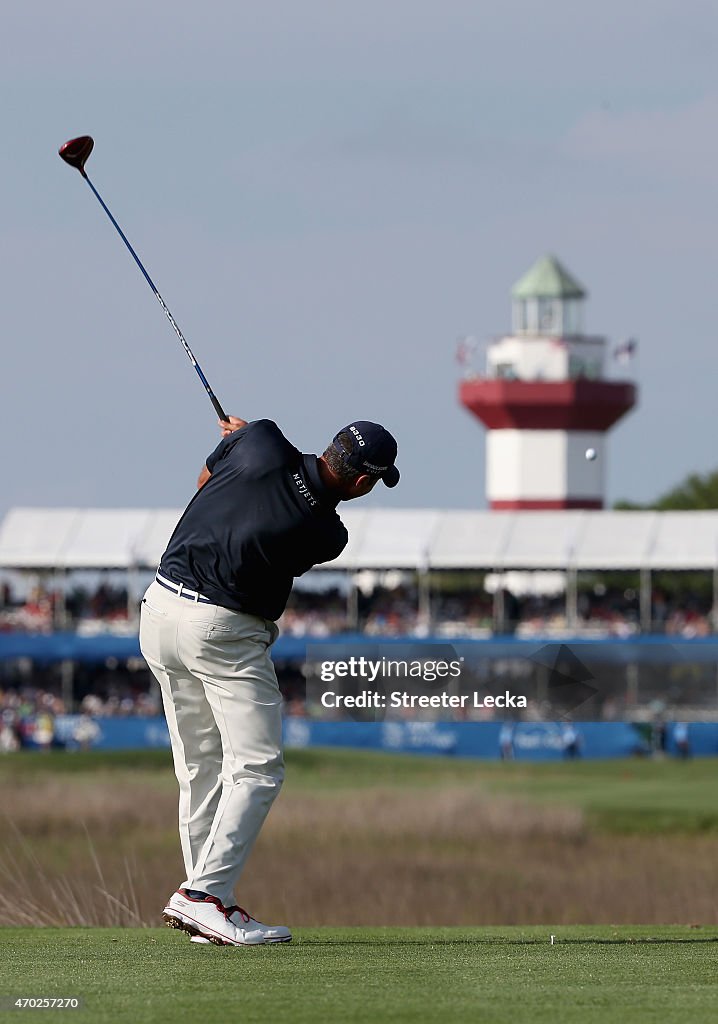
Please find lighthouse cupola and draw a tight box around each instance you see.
[512,254,585,337]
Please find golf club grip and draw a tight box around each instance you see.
[209,392,230,423]
[82,173,229,424]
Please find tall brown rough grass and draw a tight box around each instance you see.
[2,775,718,927]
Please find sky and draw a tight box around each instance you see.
[1,0,716,518]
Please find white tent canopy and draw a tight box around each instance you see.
[2,507,718,573]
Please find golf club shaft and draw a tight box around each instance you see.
[81,172,228,423]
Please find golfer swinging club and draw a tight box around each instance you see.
[140,415,399,946]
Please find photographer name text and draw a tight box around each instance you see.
[320,690,527,709]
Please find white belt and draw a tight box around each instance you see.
[155,571,212,604]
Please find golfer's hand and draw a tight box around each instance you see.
[219,415,247,437]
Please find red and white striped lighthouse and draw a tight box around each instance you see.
[459,255,636,509]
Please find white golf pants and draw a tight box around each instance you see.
[139,580,284,906]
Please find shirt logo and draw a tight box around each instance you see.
[292,473,318,507]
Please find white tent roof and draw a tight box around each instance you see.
[430,511,513,569]
[2,507,718,572]
[0,508,181,570]
[334,509,442,569]
[0,509,82,569]
[573,511,658,570]
[500,511,585,570]
[647,511,718,570]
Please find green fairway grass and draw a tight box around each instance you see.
[471,757,718,834]
[1,926,717,1024]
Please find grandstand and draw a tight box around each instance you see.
[1,506,717,633]
[1,507,717,739]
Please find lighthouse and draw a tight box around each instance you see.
[459,255,637,509]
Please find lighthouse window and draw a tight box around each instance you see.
[539,298,559,332]
[513,300,530,333]
[569,356,584,379]
[495,362,517,379]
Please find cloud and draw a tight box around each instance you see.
[562,95,718,183]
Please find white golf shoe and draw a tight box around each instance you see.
[164,889,292,946]
[188,905,292,945]
[163,889,263,946]
[226,904,292,944]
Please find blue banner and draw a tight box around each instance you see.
[283,719,651,760]
[3,631,718,664]
[37,715,718,759]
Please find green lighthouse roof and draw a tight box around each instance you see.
[511,254,587,300]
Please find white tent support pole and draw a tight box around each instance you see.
[566,567,578,630]
[493,579,504,634]
[640,567,652,633]
[347,575,359,631]
[60,658,75,713]
[626,662,639,708]
[57,569,68,630]
[127,564,140,627]
[418,567,432,631]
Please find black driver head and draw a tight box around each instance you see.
[58,135,94,175]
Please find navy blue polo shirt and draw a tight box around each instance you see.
[159,419,348,620]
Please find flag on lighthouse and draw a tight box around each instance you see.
[455,335,478,367]
[613,338,638,364]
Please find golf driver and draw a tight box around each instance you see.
[58,135,229,422]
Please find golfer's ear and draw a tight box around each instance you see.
[352,473,376,495]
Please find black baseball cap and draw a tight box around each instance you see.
[332,421,400,488]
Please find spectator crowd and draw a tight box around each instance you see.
[0,576,715,639]
[0,683,161,751]
[0,572,716,747]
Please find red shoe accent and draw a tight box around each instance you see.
[178,889,233,919]
[225,905,252,923]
